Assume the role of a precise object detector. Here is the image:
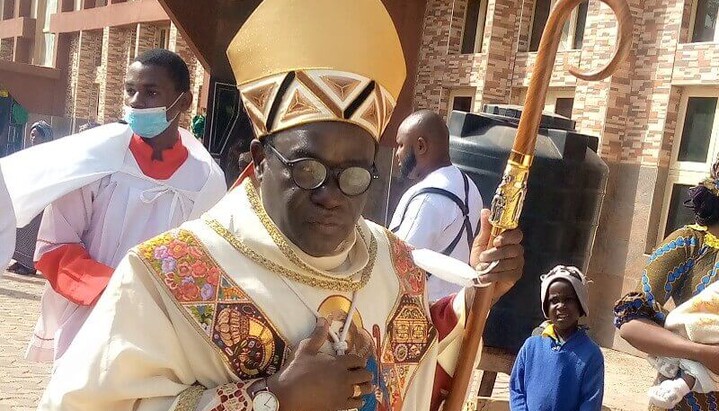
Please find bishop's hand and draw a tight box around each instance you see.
[267,318,374,411]
[468,209,525,302]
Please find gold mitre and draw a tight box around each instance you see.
[227,0,407,141]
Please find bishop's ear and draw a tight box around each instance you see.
[250,139,266,181]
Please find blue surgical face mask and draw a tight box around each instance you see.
[123,93,184,139]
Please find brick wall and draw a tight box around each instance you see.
[415,0,689,165]
[168,23,199,129]
[621,0,684,167]
[415,0,689,155]
[67,30,101,121]
[413,0,455,114]
[481,0,522,103]
[97,26,133,123]
[191,61,205,119]
[0,38,14,62]
[64,33,79,118]
[572,0,633,159]
[412,0,711,353]
[135,23,157,58]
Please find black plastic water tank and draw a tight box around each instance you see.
[449,105,608,353]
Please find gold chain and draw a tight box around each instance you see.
[206,219,375,292]
[244,182,374,283]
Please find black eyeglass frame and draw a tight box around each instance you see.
[265,143,379,196]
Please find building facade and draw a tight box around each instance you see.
[0,0,206,142]
[414,0,719,352]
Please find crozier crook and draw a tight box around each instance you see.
[442,0,633,409]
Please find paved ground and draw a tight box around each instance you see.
[0,268,655,410]
[0,271,50,411]
[484,347,655,410]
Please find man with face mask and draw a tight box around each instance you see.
[37,1,523,410]
[0,48,226,363]
[389,110,483,301]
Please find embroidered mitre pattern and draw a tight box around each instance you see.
[239,70,396,141]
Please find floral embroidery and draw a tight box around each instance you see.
[389,238,425,296]
[140,232,219,304]
[138,230,289,381]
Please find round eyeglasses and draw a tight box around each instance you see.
[266,144,378,196]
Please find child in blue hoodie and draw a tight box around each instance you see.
[510,265,605,411]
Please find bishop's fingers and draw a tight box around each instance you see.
[478,244,524,263]
[492,227,524,247]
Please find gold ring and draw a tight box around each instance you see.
[352,384,362,398]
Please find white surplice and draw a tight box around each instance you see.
[0,123,226,272]
[38,180,468,411]
[2,125,228,362]
[0,166,16,269]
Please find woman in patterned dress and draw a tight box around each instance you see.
[614,159,719,410]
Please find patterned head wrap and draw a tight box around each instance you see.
[699,155,719,196]
[226,0,406,141]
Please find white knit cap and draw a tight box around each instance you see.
[540,265,590,318]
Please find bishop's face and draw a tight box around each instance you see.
[253,122,376,257]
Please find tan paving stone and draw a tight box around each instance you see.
[0,270,50,411]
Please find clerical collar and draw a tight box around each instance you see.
[129,133,188,180]
[285,228,358,272]
[253,184,361,273]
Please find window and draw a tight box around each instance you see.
[529,0,588,52]
[678,97,717,163]
[448,89,476,116]
[461,0,488,54]
[658,88,719,241]
[452,96,473,112]
[554,97,575,119]
[664,183,695,236]
[155,27,170,49]
[691,0,719,43]
[672,93,719,172]
[522,88,576,119]
[30,0,56,67]
[89,84,100,120]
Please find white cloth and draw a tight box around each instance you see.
[21,126,226,362]
[38,181,468,411]
[390,165,482,301]
[649,356,718,394]
[0,167,16,269]
[648,280,719,394]
[0,124,227,273]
